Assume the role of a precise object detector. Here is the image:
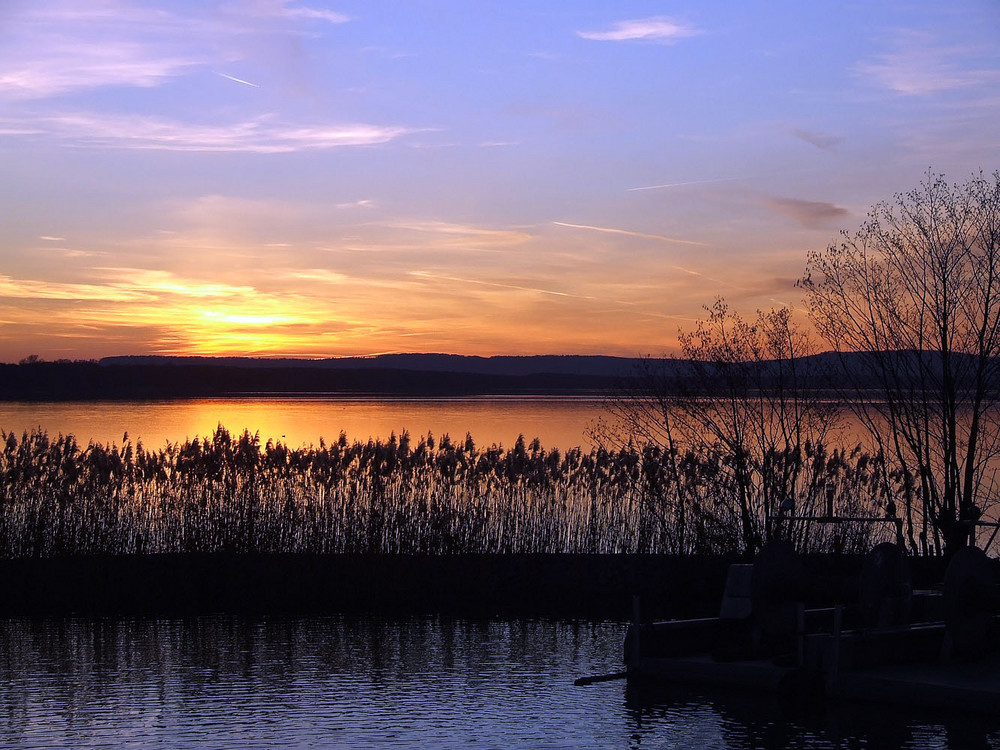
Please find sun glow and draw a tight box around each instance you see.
[0,224,791,359]
[199,310,304,327]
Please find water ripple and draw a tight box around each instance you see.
[1,616,997,749]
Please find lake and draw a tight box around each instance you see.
[1,616,993,749]
[0,396,608,452]
[0,396,897,455]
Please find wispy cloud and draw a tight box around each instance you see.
[792,129,843,151]
[577,17,699,43]
[766,197,848,229]
[0,46,199,99]
[858,30,1000,95]
[407,271,701,326]
[97,268,257,298]
[236,1,349,24]
[525,51,562,61]
[287,269,351,284]
[0,125,43,136]
[0,1,349,99]
[38,245,105,259]
[0,112,412,152]
[7,1,196,27]
[0,2,207,99]
[552,221,706,247]
[0,274,150,302]
[409,270,577,299]
[388,221,532,246]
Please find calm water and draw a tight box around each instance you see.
[1,616,995,750]
[0,397,607,452]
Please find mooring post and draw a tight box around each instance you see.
[630,595,641,669]
[829,604,843,690]
[797,602,805,667]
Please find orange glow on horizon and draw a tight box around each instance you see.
[0,214,810,362]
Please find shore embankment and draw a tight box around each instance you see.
[0,553,948,619]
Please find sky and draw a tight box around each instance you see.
[1,0,998,361]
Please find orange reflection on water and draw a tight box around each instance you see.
[1,397,608,451]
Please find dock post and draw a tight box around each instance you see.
[828,604,843,690]
[630,595,641,669]
[796,603,805,667]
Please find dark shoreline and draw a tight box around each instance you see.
[0,360,626,400]
[1,351,930,401]
[0,553,949,619]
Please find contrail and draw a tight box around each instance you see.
[215,71,260,88]
[410,271,578,298]
[626,177,737,192]
[553,222,750,291]
[410,271,699,321]
[552,221,707,247]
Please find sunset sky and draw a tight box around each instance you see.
[1,0,998,361]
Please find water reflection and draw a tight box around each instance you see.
[1,617,998,749]
[1,617,628,749]
[0,397,606,451]
[624,681,1000,750]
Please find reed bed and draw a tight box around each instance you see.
[0,427,893,558]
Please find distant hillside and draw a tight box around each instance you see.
[99,354,640,378]
[5,350,990,401]
[0,356,640,400]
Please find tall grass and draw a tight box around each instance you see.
[0,426,895,558]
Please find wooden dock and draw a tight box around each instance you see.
[629,647,1000,713]
[831,656,1000,713]
[622,542,1000,714]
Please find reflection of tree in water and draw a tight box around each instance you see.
[623,682,999,750]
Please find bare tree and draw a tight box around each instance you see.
[802,170,1000,556]
[605,301,838,555]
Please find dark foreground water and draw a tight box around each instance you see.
[1,616,998,750]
